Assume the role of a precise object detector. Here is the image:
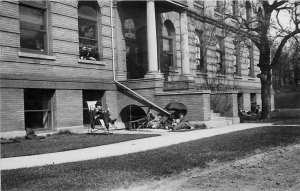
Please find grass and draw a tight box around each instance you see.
[2,125,300,191]
[275,91,300,109]
[1,132,160,158]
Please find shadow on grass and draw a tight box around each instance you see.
[2,125,300,191]
[241,117,300,125]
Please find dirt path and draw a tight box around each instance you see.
[117,144,300,191]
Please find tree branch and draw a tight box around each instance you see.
[271,29,300,67]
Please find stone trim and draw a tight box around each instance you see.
[18,52,56,60]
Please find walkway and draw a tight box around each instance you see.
[0,123,272,171]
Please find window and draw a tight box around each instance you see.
[216,39,224,74]
[215,0,223,13]
[232,0,238,17]
[78,1,100,61]
[233,54,238,75]
[247,46,253,77]
[19,1,47,54]
[24,89,54,130]
[233,41,240,75]
[195,31,204,72]
[161,20,175,72]
[245,1,252,22]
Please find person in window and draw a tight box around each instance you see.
[94,102,117,130]
[86,46,99,61]
[79,45,88,59]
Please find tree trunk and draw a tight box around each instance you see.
[260,71,272,120]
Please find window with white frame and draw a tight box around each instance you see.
[195,31,204,72]
[19,1,48,54]
[78,0,100,61]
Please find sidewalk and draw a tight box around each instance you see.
[0,123,272,171]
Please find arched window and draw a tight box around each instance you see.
[195,31,204,72]
[162,20,175,72]
[78,1,100,61]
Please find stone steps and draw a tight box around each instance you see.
[204,111,233,128]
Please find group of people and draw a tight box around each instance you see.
[147,109,193,131]
[92,102,193,131]
[79,24,99,61]
[79,45,99,61]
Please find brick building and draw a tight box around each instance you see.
[0,0,274,136]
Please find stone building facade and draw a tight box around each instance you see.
[0,0,274,136]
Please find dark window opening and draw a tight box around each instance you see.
[124,17,148,79]
[246,1,252,22]
[19,1,47,54]
[24,89,54,130]
[232,1,238,17]
[215,0,223,13]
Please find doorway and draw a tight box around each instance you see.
[82,90,105,125]
[124,18,148,79]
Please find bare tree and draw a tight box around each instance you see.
[206,0,300,119]
[272,36,300,89]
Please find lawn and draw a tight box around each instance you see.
[2,125,300,191]
[1,132,160,158]
[275,91,300,109]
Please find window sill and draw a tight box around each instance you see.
[196,72,207,76]
[214,11,222,17]
[248,77,256,81]
[234,75,242,79]
[18,52,56,60]
[78,59,105,66]
[166,69,179,74]
[231,17,238,22]
[194,3,204,9]
[217,74,227,78]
